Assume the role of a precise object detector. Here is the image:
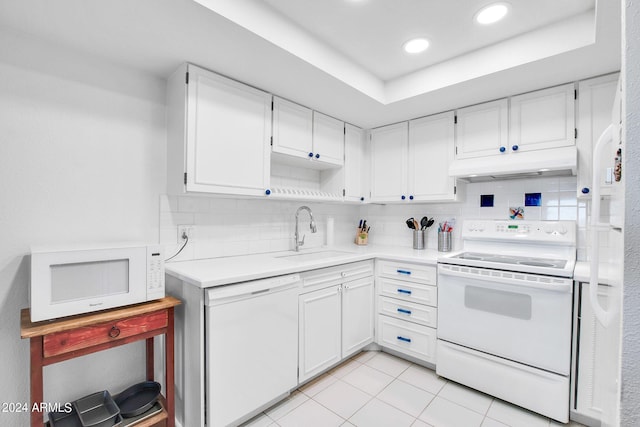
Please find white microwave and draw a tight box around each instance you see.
[30,243,165,322]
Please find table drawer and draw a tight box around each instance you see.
[378,277,437,307]
[378,296,437,328]
[377,315,436,364]
[43,310,168,357]
[377,260,436,285]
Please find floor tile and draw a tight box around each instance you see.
[398,364,447,395]
[486,399,550,427]
[365,351,412,377]
[299,372,338,397]
[549,421,586,427]
[240,412,276,427]
[438,381,493,415]
[329,359,362,379]
[481,418,510,427]
[377,379,435,417]
[350,350,377,364]
[412,419,434,427]
[314,379,372,419]
[277,399,344,427]
[418,396,484,427]
[342,364,395,395]
[266,391,309,420]
[349,398,415,427]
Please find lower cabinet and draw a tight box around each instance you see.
[375,260,438,364]
[298,261,374,383]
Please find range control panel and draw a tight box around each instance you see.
[463,220,576,244]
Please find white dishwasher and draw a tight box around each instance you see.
[205,274,300,427]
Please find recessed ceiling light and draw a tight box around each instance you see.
[475,2,510,25]
[403,38,430,54]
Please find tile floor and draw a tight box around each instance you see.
[241,351,586,427]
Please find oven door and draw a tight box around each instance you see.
[437,263,573,375]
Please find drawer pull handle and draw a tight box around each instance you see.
[397,289,412,295]
[397,269,412,275]
[397,308,412,315]
[108,326,121,338]
[397,336,412,343]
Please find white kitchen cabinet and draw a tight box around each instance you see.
[375,260,438,365]
[576,73,619,198]
[510,83,576,153]
[370,122,408,202]
[408,112,457,201]
[455,98,509,159]
[344,124,367,202]
[298,261,374,383]
[313,111,345,166]
[272,96,344,168]
[166,63,272,196]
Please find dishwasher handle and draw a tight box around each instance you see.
[206,274,301,305]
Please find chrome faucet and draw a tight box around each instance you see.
[294,206,317,251]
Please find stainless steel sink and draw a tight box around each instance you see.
[275,250,353,262]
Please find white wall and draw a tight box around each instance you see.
[0,31,166,425]
[621,0,640,423]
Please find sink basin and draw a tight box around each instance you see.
[275,250,354,262]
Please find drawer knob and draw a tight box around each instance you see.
[397,308,412,315]
[397,336,412,343]
[108,326,121,338]
[397,289,412,295]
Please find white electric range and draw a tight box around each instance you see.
[436,219,576,423]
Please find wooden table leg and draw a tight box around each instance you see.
[30,337,43,427]
[146,337,154,381]
[166,307,175,427]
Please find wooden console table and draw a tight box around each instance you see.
[20,296,181,427]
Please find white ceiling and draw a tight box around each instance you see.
[0,0,620,128]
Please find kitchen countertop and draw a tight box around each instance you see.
[573,261,623,285]
[165,245,450,288]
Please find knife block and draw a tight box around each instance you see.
[355,230,368,245]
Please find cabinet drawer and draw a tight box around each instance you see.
[377,260,436,285]
[377,315,436,364]
[43,310,168,357]
[301,260,373,293]
[378,296,437,328]
[378,277,437,307]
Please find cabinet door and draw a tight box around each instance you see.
[185,65,271,195]
[576,74,619,198]
[455,99,509,159]
[313,112,344,166]
[408,111,456,201]
[342,277,374,358]
[344,124,366,202]
[272,96,313,159]
[510,83,575,153]
[370,122,408,202]
[298,285,342,383]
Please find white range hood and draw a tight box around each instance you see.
[449,146,577,182]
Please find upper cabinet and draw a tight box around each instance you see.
[509,83,576,153]
[166,64,271,196]
[272,96,344,168]
[576,73,619,198]
[455,99,509,159]
[370,113,459,203]
[344,124,367,202]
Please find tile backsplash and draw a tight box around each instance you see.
[161,176,604,263]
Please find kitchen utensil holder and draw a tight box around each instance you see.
[413,230,425,250]
[355,229,368,245]
[438,231,452,252]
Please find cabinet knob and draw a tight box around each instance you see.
[401,195,406,200]
[308,152,314,158]
[512,145,519,151]
[409,195,414,200]
[499,146,506,153]
[360,197,364,202]
[581,187,590,194]
[315,153,320,159]
[265,189,271,195]
[108,326,121,338]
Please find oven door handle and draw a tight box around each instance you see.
[437,264,572,293]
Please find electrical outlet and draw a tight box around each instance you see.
[178,225,194,241]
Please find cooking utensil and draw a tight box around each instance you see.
[420,217,429,230]
[413,219,419,230]
[114,381,161,418]
[406,218,416,229]
[426,218,435,228]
